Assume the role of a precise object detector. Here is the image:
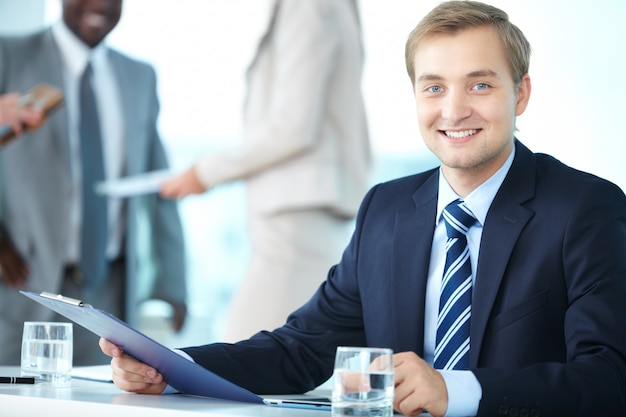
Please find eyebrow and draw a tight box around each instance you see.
[467,69,498,78]
[416,69,499,83]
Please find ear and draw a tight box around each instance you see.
[514,74,531,116]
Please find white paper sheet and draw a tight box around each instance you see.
[71,365,113,383]
[95,170,176,198]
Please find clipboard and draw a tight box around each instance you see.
[20,290,263,404]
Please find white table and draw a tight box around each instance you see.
[0,366,330,417]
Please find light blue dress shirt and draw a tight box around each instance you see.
[52,20,126,263]
[426,147,516,417]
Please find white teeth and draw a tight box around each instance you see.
[444,129,478,139]
[84,14,107,27]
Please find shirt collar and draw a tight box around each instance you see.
[436,144,516,227]
[51,20,108,78]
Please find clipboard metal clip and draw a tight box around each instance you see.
[40,292,91,307]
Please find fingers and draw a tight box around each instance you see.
[0,241,30,287]
[371,354,393,372]
[99,337,121,357]
[99,338,167,395]
[159,177,186,199]
[0,93,44,136]
[0,261,29,287]
[111,355,166,394]
[149,298,187,332]
[339,370,372,394]
[159,166,206,199]
[20,107,44,129]
[170,301,187,332]
[0,94,23,135]
[0,93,20,127]
[393,353,425,416]
[159,179,193,199]
[0,93,20,105]
[393,352,448,417]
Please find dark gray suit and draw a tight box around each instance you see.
[0,28,186,365]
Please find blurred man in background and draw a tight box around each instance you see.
[0,0,187,365]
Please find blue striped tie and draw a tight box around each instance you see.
[434,199,476,370]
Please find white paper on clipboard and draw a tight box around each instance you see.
[71,365,114,383]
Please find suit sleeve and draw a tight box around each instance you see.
[194,0,340,186]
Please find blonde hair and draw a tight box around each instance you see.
[405,1,531,86]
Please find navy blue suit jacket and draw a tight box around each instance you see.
[184,141,626,416]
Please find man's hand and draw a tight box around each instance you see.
[154,298,187,332]
[159,166,206,199]
[169,300,187,332]
[393,352,448,417]
[0,93,44,138]
[0,238,29,287]
[99,338,168,395]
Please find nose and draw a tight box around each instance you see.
[441,89,471,123]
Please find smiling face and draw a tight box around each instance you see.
[62,0,122,48]
[412,25,531,194]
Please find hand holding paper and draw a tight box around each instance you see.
[95,170,176,198]
[159,166,207,199]
[99,338,167,394]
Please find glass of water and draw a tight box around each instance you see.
[332,346,394,417]
[21,322,73,387]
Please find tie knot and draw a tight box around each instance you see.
[443,199,476,238]
[81,62,95,85]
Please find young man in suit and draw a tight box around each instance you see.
[100,1,626,416]
[0,0,187,365]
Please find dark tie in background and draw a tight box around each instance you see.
[434,199,476,370]
[79,63,108,289]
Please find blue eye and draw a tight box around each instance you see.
[427,85,443,93]
[474,83,489,90]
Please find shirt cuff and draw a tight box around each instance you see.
[439,370,482,417]
[162,348,195,394]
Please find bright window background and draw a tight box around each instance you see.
[3,0,624,347]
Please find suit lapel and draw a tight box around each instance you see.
[108,51,136,175]
[469,141,537,366]
[391,171,439,355]
[39,30,70,176]
[245,0,279,79]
